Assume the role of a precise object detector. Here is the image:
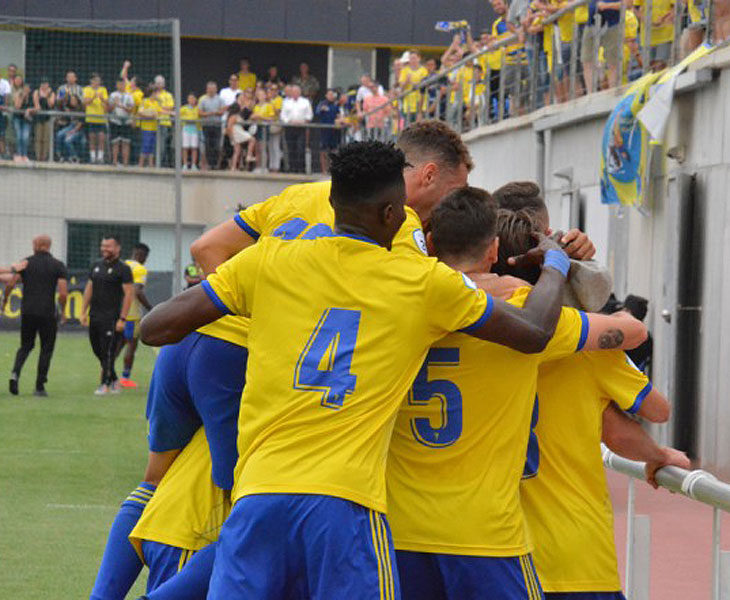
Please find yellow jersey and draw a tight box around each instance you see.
[129,428,230,558]
[156,89,174,127]
[688,0,705,23]
[387,288,588,557]
[180,104,199,131]
[521,351,652,592]
[205,234,492,513]
[272,95,283,112]
[139,98,160,131]
[552,0,576,43]
[238,72,257,91]
[125,259,148,321]
[198,180,427,349]
[399,65,429,113]
[634,0,675,46]
[252,102,276,120]
[83,86,108,124]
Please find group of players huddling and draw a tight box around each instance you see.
[87,121,690,600]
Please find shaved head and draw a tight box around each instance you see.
[33,235,51,252]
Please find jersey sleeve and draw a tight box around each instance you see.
[425,261,493,337]
[57,261,68,280]
[133,264,148,286]
[585,350,652,414]
[540,307,589,362]
[234,194,282,241]
[203,242,263,317]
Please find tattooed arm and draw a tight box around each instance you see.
[581,310,647,351]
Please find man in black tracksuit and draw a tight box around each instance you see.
[2,235,68,396]
[81,235,134,395]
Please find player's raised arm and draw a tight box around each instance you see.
[190,218,256,275]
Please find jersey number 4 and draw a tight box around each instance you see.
[409,348,462,448]
[294,308,361,409]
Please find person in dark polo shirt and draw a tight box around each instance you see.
[80,235,134,396]
[1,234,68,396]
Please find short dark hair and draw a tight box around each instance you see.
[102,234,121,245]
[65,69,76,76]
[90,72,101,81]
[623,294,649,321]
[397,120,474,172]
[134,242,150,254]
[116,77,125,84]
[492,209,542,284]
[430,186,497,262]
[492,181,546,215]
[329,141,407,205]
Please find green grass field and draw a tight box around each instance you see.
[0,330,154,598]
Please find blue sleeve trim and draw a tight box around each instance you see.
[627,382,653,414]
[234,214,260,240]
[576,311,590,351]
[201,280,233,316]
[459,294,495,333]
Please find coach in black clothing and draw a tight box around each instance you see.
[80,236,134,395]
[2,235,68,396]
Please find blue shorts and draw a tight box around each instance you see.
[209,494,400,600]
[142,540,194,593]
[397,550,543,600]
[146,332,248,489]
[545,593,625,600]
[141,130,157,155]
[123,319,139,340]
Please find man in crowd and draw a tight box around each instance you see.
[82,73,108,164]
[57,69,83,109]
[237,58,257,91]
[198,81,226,170]
[108,77,135,166]
[219,74,240,109]
[2,235,68,397]
[80,235,134,396]
[399,50,429,123]
[0,63,14,157]
[119,243,152,389]
[581,0,624,90]
[280,83,312,173]
[291,61,320,105]
[154,75,175,167]
[184,256,204,288]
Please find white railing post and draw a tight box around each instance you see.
[626,477,636,593]
[714,507,722,600]
[720,550,730,600]
[628,514,651,600]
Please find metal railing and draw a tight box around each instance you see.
[0,107,350,174]
[361,0,718,135]
[602,444,730,599]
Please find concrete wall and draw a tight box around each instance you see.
[0,163,319,266]
[463,45,730,477]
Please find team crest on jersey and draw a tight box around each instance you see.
[108,268,113,274]
[94,266,100,273]
[461,273,478,290]
[412,229,427,255]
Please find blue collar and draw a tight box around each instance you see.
[334,232,381,247]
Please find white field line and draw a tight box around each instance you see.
[46,503,117,510]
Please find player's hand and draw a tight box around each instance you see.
[561,229,596,260]
[507,231,564,268]
[116,319,126,333]
[59,314,67,326]
[12,259,28,273]
[645,447,691,489]
[123,60,132,69]
[80,314,89,327]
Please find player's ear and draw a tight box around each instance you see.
[421,162,438,187]
[486,236,499,265]
[425,231,435,256]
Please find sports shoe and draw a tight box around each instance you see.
[34,387,48,397]
[110,381,122,394]
[9,374,18,396]
[119,378,138,389]
[94,384,109,396]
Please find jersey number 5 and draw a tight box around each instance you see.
[409,348,462,448]
[294,308,361,409]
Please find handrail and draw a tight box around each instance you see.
[602,444,730,513]
[360,0,591,121]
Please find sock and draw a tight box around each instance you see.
[89,482,157,600]
[122,368,131,379]
[146,542,217,600]
[97,150,104,163]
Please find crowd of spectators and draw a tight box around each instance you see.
[0,1,723,172]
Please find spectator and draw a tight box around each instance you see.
[238,58,257,91]
[581,0,624,90]
[634,0,676,71]
[55,92,86,163]
[198,81,225,170]
[107,77,134,166]
[264,64,285,87]
[3,234,68,397]
[355,74,384,110]
[251,87,275,171]
[265,83,283,172]
[80,235,134,395]
[361,80,391,134]
[292,62,320,104]
[137,84,160,167]
[180,92,200,170]
[11,75,33,164]
[3,64,18,156]
[119,61,143,163]
[56,69,83,109]
[315,88,340,172]
[154,75,174,167]
[280,83,312,173]
[82,73,108,164]
[389,57,404,94]
[226,91,254,171]
[523,9,551,108]
[31,77,55,162]
[0,66,12,158]
[184,257,203,288]
[422,57,448,120]
[399,50,429,123]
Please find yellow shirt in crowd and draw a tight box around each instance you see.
[82,85,108,124]
[156,89,174,127]
[635,0,676,46]
[139,97,160,131]
[180,104,200,130]
[238,71,257,91]
[399,65,429,114]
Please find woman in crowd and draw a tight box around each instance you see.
[251,86,276,171]
[32,77,55,162]
[225,91,255,171]
[137,84,160,168]
[55,92,86,163]
[11,75,34,163]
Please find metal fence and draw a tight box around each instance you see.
[603,444,730,600]
[363,0,718,135]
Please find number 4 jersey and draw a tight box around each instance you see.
[386,287,589,557]
[203,233,492,513]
